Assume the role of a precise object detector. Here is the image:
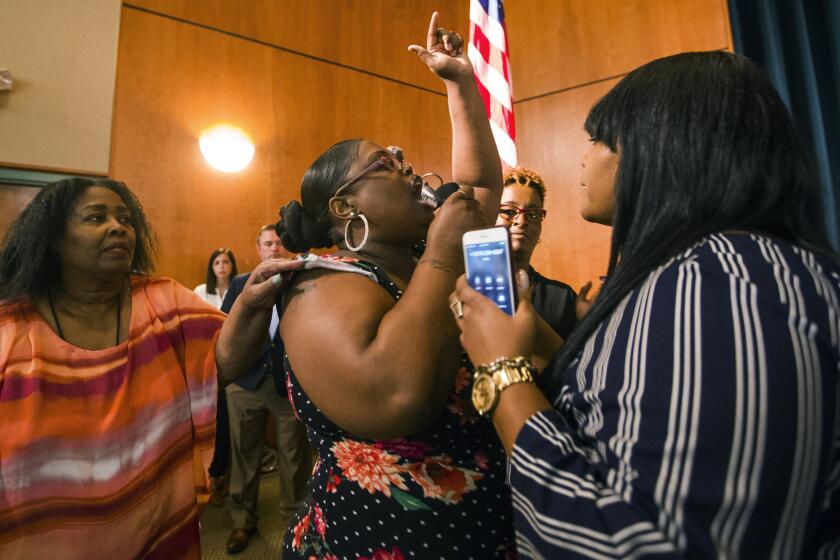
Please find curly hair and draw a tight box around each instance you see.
[0,178,157,300]
[503,167,547,202]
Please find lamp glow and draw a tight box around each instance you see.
[199,125,255,173]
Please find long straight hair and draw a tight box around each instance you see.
[205,247,237,295]
[541,51,835,393]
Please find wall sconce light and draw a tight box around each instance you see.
[199,124,255,173]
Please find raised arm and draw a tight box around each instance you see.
[409,12,503,226]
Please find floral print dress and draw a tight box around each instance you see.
[282,257,516,560]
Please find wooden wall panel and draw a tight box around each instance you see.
[109,0,733,293]
[516,80,618,291]
[511,0,732,291]
[506,0,732,100]
[0,185,40,247]
[110,7,454,287]
[123,0,467,94]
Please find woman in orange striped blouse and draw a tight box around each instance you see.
[0,178,226,559]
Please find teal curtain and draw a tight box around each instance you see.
[729,0,840,248]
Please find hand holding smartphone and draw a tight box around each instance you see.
[462,226,517,316]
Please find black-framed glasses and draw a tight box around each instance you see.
[334,148,414,198]
[498,204,547,224]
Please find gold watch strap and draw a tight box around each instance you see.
[473,356,537,417]
[492,362,535,391]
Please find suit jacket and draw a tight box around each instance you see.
[221,272,285,392]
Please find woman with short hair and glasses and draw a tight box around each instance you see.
[496,167,588,341]
[216,13,516,559]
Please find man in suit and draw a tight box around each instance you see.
[222,224,312,555]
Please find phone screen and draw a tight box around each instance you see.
[464,238,516,316]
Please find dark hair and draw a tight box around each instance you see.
[542,51,835,392]
[276,139,362,253]
[205,247,237,295]
[0,178,157,300]
[503,167,547,202]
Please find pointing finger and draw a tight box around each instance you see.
[426,12,440,49]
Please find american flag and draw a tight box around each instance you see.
[468,0,517,168]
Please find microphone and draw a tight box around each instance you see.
[435,182,460,207]
[419,181,460,208]
[411,182,463,258]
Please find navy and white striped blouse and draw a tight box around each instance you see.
[511,233,839,559]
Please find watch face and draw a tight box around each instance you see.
[471,372,498,415]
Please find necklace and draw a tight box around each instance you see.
[47,291,122,346]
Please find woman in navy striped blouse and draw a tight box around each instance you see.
[452,51,839,558]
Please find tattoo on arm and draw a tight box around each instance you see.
[419,258,454,272]
[287,281,317,299]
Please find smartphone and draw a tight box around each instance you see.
[462,226,517,315]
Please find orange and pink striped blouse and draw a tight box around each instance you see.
[0,276,225,559]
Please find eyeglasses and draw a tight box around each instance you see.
[334,148,414,198]
[498,204,547,224]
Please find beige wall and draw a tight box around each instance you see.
[0,0,121,174]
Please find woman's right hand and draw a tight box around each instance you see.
[424,185,486,263]
[408,12,473,83]
[238,258,305,310]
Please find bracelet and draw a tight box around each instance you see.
[474,355,536,376]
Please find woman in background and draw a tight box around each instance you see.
[0,178,226,559]
[453,51,839,558]
[194,247,237,310]
[195,248,238,505]
[496,167,592,340]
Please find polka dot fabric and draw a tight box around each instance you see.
[282,259,516,560]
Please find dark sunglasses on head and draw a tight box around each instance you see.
[505,175,544,189]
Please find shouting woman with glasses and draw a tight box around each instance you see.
[216,12,516,559]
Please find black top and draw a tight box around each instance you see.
[529,267,577,339]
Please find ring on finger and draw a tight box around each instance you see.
[449,299,464,319]
[454,188,474,201]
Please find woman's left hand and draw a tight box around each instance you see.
[238,258,305,310]
[451,270,538,366]
[408,12,472,82]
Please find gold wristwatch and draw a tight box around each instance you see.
[471,356,537,417]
